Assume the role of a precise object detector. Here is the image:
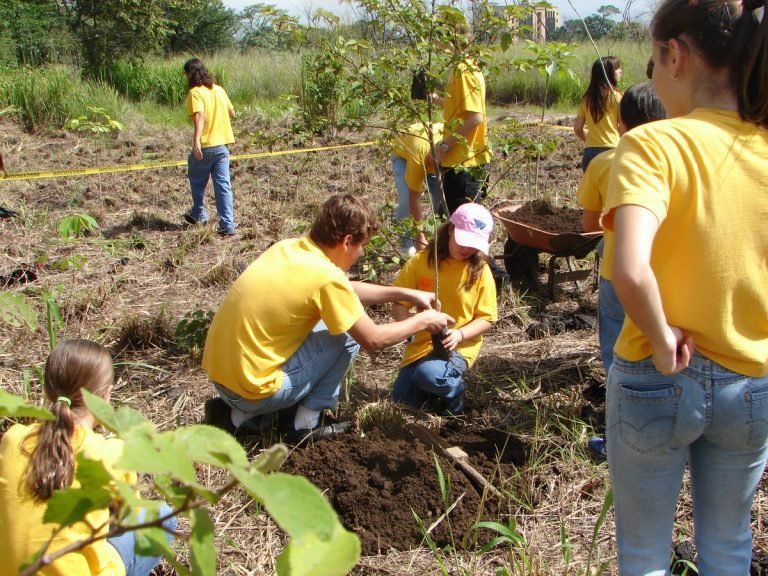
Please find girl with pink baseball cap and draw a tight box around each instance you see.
[390,203,498,414]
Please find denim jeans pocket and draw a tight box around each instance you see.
[746,381,768,448]
[616,377,680,453]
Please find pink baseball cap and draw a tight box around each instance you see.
[450,203,493,255]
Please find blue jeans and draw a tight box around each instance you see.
[391,155,442,251]
[598,277,623,373]
[108,504,176,576]
[581,146,612,171]
[392,352,468,408]
[216,321,360,416]
[606,354,768,575]
[187,144,235,233]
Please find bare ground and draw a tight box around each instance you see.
[1,113,766,575]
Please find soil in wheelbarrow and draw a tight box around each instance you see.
[510,199,583,234]
[281,422,525,555]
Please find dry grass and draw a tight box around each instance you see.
[0,112,765,576]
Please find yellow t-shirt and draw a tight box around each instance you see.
[603,108,768,376]
[391,122,444,191]
[202,237,365,399]
[186,84,235,148]
[0,424,134,576]
[393,251,497,367]
[577,90,622,148]
[576,148,615,279]
[442,59,491,168]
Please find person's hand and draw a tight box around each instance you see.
[418,310,454,334]
[441,328,464,351]
[652,326,694,375]
[192,141,203,161]
[409,289,439,310]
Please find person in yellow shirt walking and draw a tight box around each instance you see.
[0,339,175,576]
[183,58,237,236]
[574,56,622,171]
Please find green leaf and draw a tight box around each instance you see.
[83,390,149,434]
[276,524,361,576]
[0,389,52,420]
[174,424,249,468]
[118,427,198,485]
[43,486,113,528]
[189,508,217,576]
[0,292,39,329]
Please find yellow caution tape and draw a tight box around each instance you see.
[517,121,573,131]
[0,141,377,182]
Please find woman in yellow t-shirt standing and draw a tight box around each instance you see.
[602,0,768,573]
[574,56,622,171]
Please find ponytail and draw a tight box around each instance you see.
[26,400,76,501]
[735,1,768,126]
[25,339,114,501]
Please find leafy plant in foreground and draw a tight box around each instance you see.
[58,213,99,239]
[0,391,361,576]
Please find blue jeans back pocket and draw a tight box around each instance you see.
[617,380,680,453]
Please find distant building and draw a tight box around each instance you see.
[526,6,560,42]
[478,4,561,43]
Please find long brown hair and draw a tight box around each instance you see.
[583,56,621,123]
[183,58,214,89]
[651,0,768,127]
[25,339,114,501]
[426,222,487,290]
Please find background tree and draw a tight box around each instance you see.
[165,0,239,53]
[237,4,302,51]
[0,0,76,67]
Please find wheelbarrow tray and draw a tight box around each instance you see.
[493,202,602,258]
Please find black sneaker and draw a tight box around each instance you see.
[285,421,353,444]
[216,227,237,237]
[183,213,207,226]
[204,397,235,434]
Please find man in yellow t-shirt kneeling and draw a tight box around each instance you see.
[202,194,455,443]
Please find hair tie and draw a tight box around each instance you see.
[56,396,72,407]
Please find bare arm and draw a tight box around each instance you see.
[612,205,693,374]
[348,309,454,352]
[437,111,484,163]
[351,281,437,309]
[192,111,205,160]
[574,115,586,143]
[581,209,602,233]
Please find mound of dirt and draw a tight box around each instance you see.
[510,199,583,233]
[281,424,516,555]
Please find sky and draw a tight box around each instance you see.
[221,1,654,23]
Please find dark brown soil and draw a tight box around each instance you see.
[281,423,519,555]
[510,199,583,233]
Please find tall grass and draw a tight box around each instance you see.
[489,38,653,110]
[0,66,126,131]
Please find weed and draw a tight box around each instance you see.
[41,287,64,350]
[175,309,214,356]
[116,309,173,351]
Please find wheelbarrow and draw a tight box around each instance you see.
[492,201,602,298]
